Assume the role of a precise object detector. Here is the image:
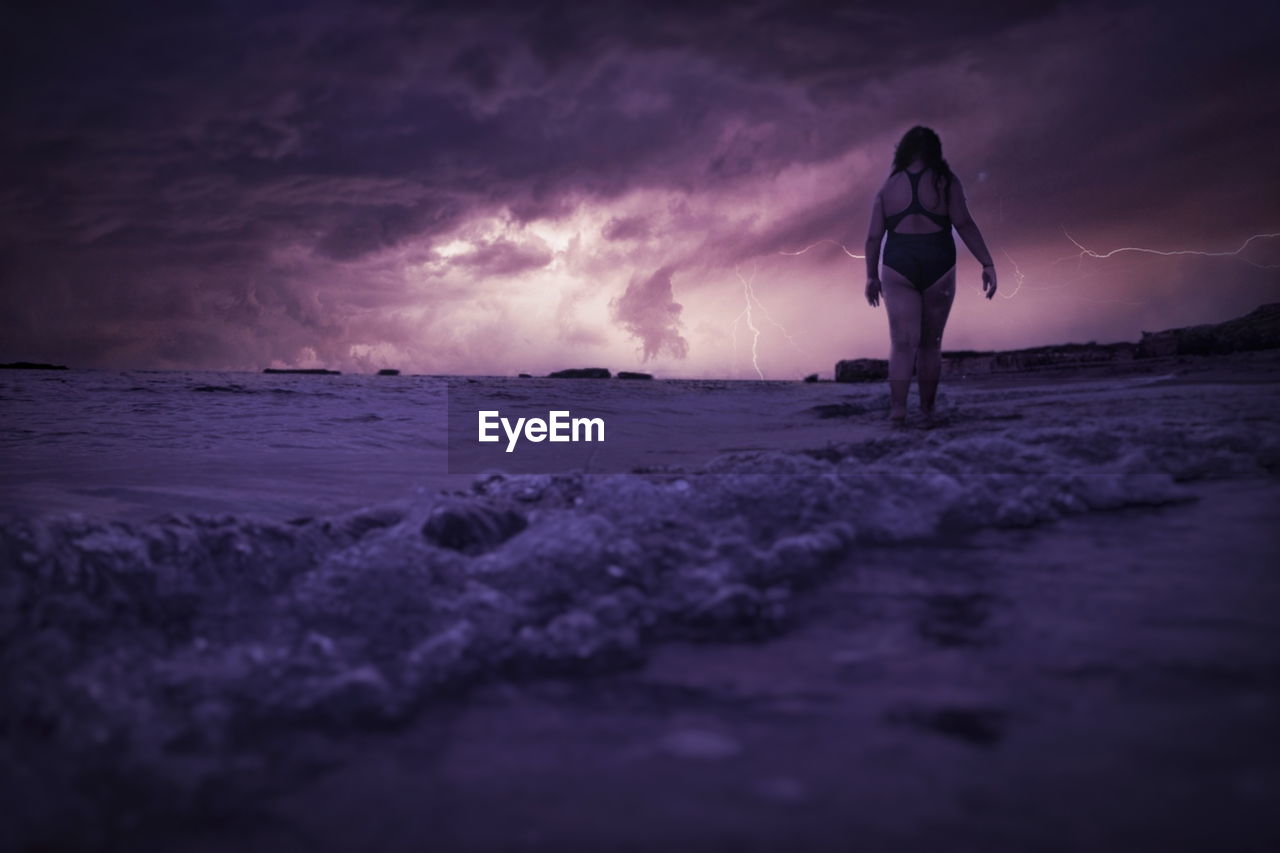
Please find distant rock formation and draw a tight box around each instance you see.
[1138,302,1280,357]
[1,361,68,370]
[803,373,819,383]
[376,369,400,376]
[617,371,653,380]
[835,359,888,382]
[548,367,611,378]
[834,302,1280,381]
[518,373,533,378]
[940,341,1137,377]
[263,368,341,375]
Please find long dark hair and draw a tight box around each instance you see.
[892,126,953,206]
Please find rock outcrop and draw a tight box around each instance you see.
[835,302,1280,381]
[834,359,888,382]
[617,371,654,380]
[940,342,1137,377]
[1137,302,1280,357]
[0,361,68,370]
[548,367,611,379]
[263,368,341,375]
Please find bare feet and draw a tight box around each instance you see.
[919,405,948,429]
[889,408,908,426]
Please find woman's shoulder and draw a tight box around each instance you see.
[926,167,961,198]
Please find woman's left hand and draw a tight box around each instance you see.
[865,277,881,307]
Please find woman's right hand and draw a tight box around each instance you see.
[981,265,997,300]
[865,277,882,307]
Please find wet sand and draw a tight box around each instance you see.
[3,353,1278,852]
[146,477,1280,853]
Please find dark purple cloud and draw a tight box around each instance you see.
[0,0,1277,373]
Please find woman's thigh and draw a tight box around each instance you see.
[919,266,957,348]
[880,265,922,347]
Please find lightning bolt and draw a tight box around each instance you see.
[779,239,865,259]
[728,263,812,379]
[1002,247,1145,306]
[780,232,1147,307]
[1000,249,1025,300]
[995,230,1280,305]
[731,265,764,379]
[1060,231,1280,269]
[779,218,1277,315]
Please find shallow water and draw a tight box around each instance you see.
[6,366,1274,519]
[0,370,452,519]
[2,364,1278,850]
[150,478,1280,852]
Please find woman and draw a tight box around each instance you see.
[864,126,997,424]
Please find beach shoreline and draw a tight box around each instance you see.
[2,350,1278,851]
[242,476,1280,853]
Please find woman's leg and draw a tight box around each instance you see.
[917,266,957,415]
[879,265,922,420]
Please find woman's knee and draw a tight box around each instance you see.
[890,328,920,352]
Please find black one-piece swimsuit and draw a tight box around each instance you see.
[882,169,956,293]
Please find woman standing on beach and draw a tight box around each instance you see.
[864,126,997,424]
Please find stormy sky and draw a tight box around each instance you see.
[2,0,1278,376]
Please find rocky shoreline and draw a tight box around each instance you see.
[837,302,1280,382]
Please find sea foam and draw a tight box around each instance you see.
[4,416,1276,772]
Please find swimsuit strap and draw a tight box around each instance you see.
[886,169,951,232]
[904,171,927,214]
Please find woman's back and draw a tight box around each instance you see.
[881,168,951,234]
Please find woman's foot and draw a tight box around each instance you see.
[888,379,911,424]
[921,403,955,429]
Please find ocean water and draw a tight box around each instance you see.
[2,366,1279,849]
[4,369,914,517]
[1,369,453,519]
[6,366,1276,519]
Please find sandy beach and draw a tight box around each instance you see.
[256,478,1280,853]
[2,350,1279,851]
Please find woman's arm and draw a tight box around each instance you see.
[949,176,998,299]
[864,191,886,307]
